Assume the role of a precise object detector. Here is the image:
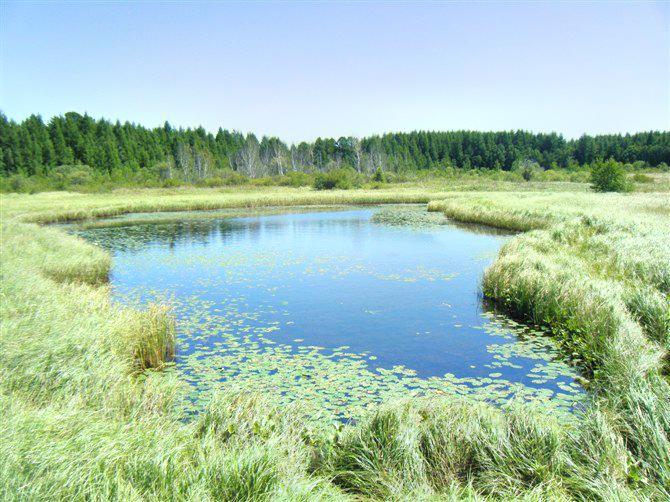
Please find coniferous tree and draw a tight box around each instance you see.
[0,111,668,180]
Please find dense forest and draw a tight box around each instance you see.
[1,112,669,184]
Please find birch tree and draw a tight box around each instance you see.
[271,142,286,176]
[366,140,386,173]
[349,136,363,173]
[232,134,262,178]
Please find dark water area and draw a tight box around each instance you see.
[75,207,583,423]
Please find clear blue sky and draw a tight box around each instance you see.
[1,1,668,142]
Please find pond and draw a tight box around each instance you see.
[74,206,584,424]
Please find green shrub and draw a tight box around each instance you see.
[631,173,654,184]
[194,177,224,187]
[512,159,542,182]
[223,172,249,185]
[569,171,590,183]
[313,168,355,190]
[41,164,102,191]
[279,171,312,187]
[383,171,405,183]
[161,177,182,188]
[6,174,31,193]
[590,159,631,192]
[250,176,276,187]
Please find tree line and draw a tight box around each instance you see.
[1,111,668,180]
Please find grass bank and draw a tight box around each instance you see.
[430,192,670,491]
[1,187,669,499]
[0,181,599,224]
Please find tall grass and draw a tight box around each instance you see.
[431,192,670,493]
[1,187,669,499]
[321,400,640,499]
[2,184,592,224]
[120,305,176,371]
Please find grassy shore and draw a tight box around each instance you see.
[1,180,593,223]
[1,185,669,500]
[430,193,670,491]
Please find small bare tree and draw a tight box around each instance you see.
[271,142,286,176]
[290,142,313,172]
[349,136,363,173]
[193,149,212,180]
[365,142,386,173]
[289,145,299,172]
[175,143,194,181]
[512,158,541,181]
[153,159,175,180]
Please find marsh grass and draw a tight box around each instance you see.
[5,187,456,224]
[321,400,640,499]
[1,188,669,499]
[431,192,670,493]
[120,305,176,371]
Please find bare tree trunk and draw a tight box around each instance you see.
[176,143,194,181]
[350,137,363,173]
[272,144,285,176]
[290,145,298,172]
[369,144,386,173]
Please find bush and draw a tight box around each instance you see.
[222,172,249,185]
[538,169,569,182]
[590,159,631,192]
[148,161,174,181]
[512,159,542,182]
[194,177,225,187]
[569,171,590,183]
[279,171,312,187]
[372,168,385,182]
[161,177,182,188]
[383,171,406,183]
[631,173,654,184]
[66,169,94,186]
[313,168,355,190]
[5,174,31,193]
[46,164,99,191]
[250,176,278,187]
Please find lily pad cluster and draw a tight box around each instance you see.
[114,285,584,427]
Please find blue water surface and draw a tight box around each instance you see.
[76,207,583,421]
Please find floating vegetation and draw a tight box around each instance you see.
[372,205,449,227]
[155,293,580,424]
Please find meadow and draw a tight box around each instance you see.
[1,181,669,500]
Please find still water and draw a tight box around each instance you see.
[76,207,583,423]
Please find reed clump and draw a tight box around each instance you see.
[118,305,176,371]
